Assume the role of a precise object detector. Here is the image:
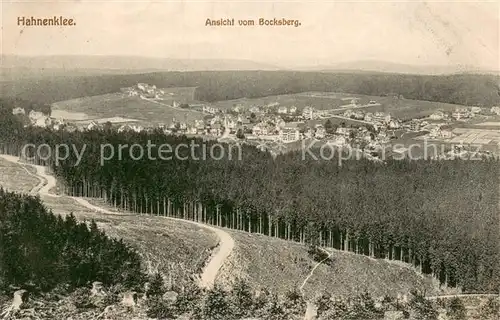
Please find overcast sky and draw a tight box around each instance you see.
[2,0,499,70]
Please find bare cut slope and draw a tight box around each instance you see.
[0,159,39,193]
[218,229,441,301]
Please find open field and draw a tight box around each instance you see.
[217,229,441,301]
[476,121,500,127]
[0,158,39,193]
[50,109,90,120]
[449,128,500,145]
[52,91,205,124]
[160,86,197,101]
[51,89,472,125]
[0,158,219,288]
[212,91,467,119]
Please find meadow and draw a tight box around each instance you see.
[52,91,205,124]
[216,229,442,301]
[212,91,467,120]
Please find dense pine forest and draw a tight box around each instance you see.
[0,104,498,296]
[0,189,145,293]
[2,71,499,106]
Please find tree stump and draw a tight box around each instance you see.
[162,291,178,303]
[12,290,29,311]
[121,291,137,308]
[91,282,105,297]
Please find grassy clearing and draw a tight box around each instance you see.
[219,229,440,301]
[160,86,197,101]
[43,196,219,288]
[52,92,204,124]
[303,248,439,299]
[0,158,39,193]
[212,91,465,119]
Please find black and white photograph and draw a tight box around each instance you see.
[1,1,499,319]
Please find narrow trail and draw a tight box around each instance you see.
[426,293,499,300]
[300,248,334,320]
[0,154,234,290]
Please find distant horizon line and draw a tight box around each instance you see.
[2,54,499,75]
[3,53,499,70]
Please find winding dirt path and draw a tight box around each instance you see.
[300,247,334,320]
[426,293,499,300]
[0,154,234,290]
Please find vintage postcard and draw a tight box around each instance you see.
[1,1,499,319]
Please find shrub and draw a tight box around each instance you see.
[146,298,176,319]
[408,290,438,320]
[282,288,306,317]
[201,285,232,320]
[307,245,332,265]
[315,291,334,317]
[478,297,500,320]
[146,273,165,298]
[71,287,93,309]
[446,297,466,320]
[229,278,254,318]
[174,283,204,315]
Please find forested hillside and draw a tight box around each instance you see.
[0,189,145,292]
[0,116,497,295]
[1,71,499,106]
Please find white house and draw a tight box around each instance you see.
[440,130,454,139]
[223,116,236,130]
[429,111,445,120]
[364,113,373,122]
[249,106,261,114]
[203,105,217,114]
[12,107,25,115]
[131,125,144,133]
[87,121,99,131]
[315,125,326,139]
[231,105,242,113]
[252,124,263,136]
[289,106,297,114]
[491,106,500,115]
[353,111,365,120]
[118,124,133,133]
[280,127,300,142]
[470,107,482,114]
[52,119,65,131]
[302,107,314,120]
[275,118,286,129]
[336,127,350,136]
[343,110,354,118]
[388,120,401,129]
[210,115,221,126]
[28,110,51,128]
[277,106,288,114]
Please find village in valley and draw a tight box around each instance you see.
[14,82,500,160]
